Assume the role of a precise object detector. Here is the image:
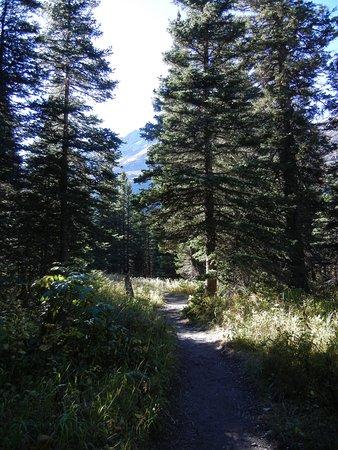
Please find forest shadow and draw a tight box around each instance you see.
[226,336,338,449]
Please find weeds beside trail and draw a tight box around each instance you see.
[0,272,180,449]
[107,275,197,305]
[185,286,338,449]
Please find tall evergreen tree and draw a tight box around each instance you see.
[140,0,259,294]
[0,0,40,283]
[24,0,120,274]
[117,173,133,277]
[117,173,134,295]
[247,0,337,290]
[328,54,338,128]
[313,54,338,283]
[100,173,175,279]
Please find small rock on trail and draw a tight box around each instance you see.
[154,294,274,450]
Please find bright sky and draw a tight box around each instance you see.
[95,0,178,137]
[95,0,337,138]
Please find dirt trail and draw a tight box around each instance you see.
[155,294,274,450]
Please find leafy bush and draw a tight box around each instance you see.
[184,293,227,323]
[184,287,338,448]
[0,271,175,449]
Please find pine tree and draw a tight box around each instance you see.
[23,0,120,274]
[247,0,337,290]
[102,173,175,279]
[117,173,134,295]
[313,54,338,284]
[328,55,338,128]
[140,0,260,294]
[118,173,133,276]
[0,0,40,283]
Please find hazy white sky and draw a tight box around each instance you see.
[95,0,178,137]
[95,0,337,138]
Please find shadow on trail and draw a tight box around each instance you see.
[154,294,274,450]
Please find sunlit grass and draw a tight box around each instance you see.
[104,273,198,305]
[184,287,338,449]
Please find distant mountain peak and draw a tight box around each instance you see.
[119,130,151,190]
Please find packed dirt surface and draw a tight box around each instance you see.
[155,294,274,450]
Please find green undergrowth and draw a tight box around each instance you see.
[107,275,198,303]
[0,271,175,449]
[184,286,338,449]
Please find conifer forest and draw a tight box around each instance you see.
[0,1,337,449]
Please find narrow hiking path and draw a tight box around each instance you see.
[156,293,274,450]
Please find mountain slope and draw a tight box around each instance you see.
[119,130,151,186]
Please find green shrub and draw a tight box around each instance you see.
[183,293,227,323]
[0,271,175,449]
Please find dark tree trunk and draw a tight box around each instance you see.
[279,124,308,290]
[204,161,217,296]
[204,121,217,296]
[145,233,154,278]
[123,179,134,297]
[0,0,18,185]
[0,1,8,71]
[276,43,309,291]
[203,37,217,296]
[0,0,21,281]
[124,273,134,298]
[60,65,70,264]
[59,4,71,264]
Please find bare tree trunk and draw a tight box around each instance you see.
[124,272,134,298]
